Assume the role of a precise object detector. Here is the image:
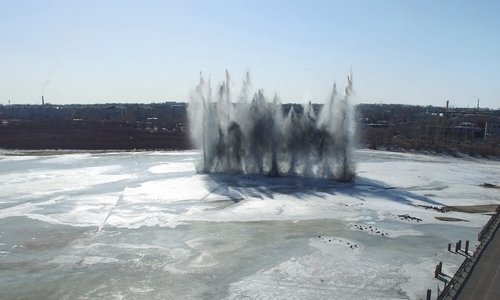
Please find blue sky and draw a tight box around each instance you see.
[1,0,499,108]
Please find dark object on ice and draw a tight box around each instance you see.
[398,214,423,222]
[418,205,449,213]
[482,183,500,189]
[435,216,469,222]
[446,205,499,214]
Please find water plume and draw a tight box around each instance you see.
[188,70,356,182]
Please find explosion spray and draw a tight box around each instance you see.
[188,71,356,182]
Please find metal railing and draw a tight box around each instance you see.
[436,257,471,300]
[436,205,500,300]
[478,206,500,241]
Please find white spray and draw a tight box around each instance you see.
[188,70,356,182]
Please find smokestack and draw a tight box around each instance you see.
[477,99,479,110]
[42,96,44,106]
[446,100,449,109]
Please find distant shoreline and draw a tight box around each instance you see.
[0,149,198,156]
[0,120,191,151]
[1,119,499,160]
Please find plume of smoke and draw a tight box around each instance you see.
[41,68,55,96]
[41,80,51,96]
[188,70,356,182]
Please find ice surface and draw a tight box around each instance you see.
[0,150,499,299]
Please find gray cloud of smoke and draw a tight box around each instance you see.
[41,68,55,96]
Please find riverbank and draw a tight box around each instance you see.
[0,120,190,150]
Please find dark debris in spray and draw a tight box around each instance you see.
[188,71,356,182]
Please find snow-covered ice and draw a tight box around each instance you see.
[0,149,499,299]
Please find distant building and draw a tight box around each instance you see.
[171,105,187,118]
[133,106,153,121]
[485,122,500,136]
[1,104,68,120]
[452,123,484,140]
[105,105,127,120]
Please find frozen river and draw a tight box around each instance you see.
[1,150,499,299]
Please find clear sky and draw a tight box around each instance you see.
[1,0,499,108]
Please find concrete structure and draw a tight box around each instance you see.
[485,122,500,136]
